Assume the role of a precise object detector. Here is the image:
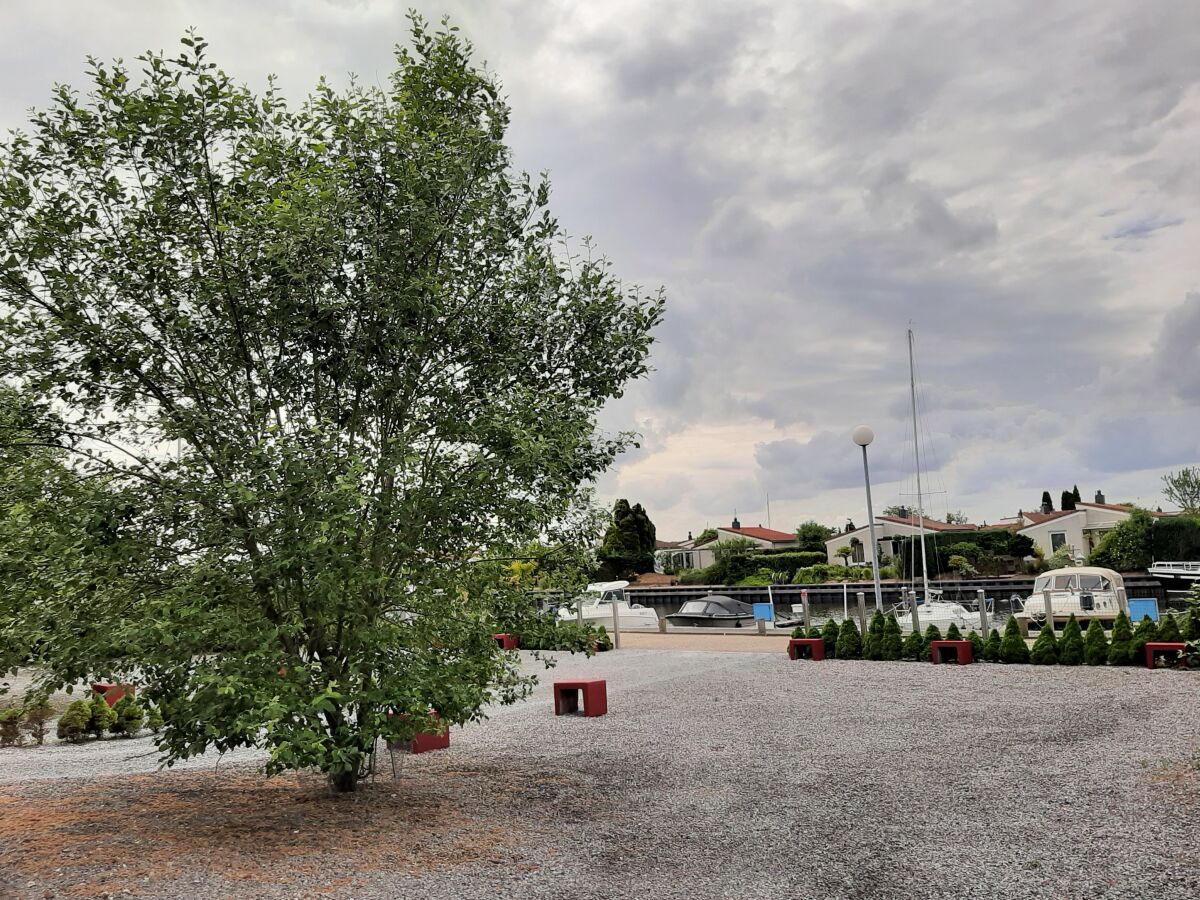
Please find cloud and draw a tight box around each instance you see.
[1105,214,1185,240]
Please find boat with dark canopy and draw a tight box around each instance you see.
[665,594,755,628]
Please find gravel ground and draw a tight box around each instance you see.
[3,649,1200,900]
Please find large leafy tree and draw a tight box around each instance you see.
[597,499,656,578]
[794,520,833,553]
[0,20,663,792]
[1162,467,1200,515]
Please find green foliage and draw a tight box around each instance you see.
[1106,611,1134,665]
[506,612,605,654]
[22,699,53,746]
[1162,467,1200,514]
[1061,490,1076,511]
[944,622,962,641]
[145,704,164,734]
[694,528,717,545]
[1041,491,1054,511]
[896,530,1033,578]
[1046,544,1078,569]
[0,18,663,792]
[1184,609,1200,642]
[1000,616,1030,664]
[984,628,1002,662]
[901,628,927,661]
[1150,516,1200,561]
[881,616,903,661]
[1057,615,1084,665]
[1029,626,1058,665]
[924,624,942,644]
[966,630,984,661]
[821,618,840,657]
[1083,619,1108,665]
[1131,615,1158,661]
[593,626,613,652]
[790,564,873,584]
[947,555,978,577]
[0,707,21,747]
[88,694,117,736]
[752,551,828,578]
[56,700,91,742]
[598,500,656,579]
[863,611,886,660]
[835,618,862,659]
[110,695,145,737]
[1088,509,1154,570]
[1156,613,1182,643]
[795,521,835,554]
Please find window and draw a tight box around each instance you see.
[1050,532,1067,550]
[852,543,865,563]
[679,601,709,614]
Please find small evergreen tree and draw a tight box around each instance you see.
[901,628,926,660]
[1183,609,1200,642]
[967,630,985,660]
[1000,616,1030,663]
[1061,490,1076,511]
[1029,626,1058,665]
[984,628,1002,661]
[864,611,886,660]
[1131,615,1158,661]
[146,704,164,734]
[1157,613,1182,643]
[944,622,963,641]
[1041,490,1054,511]
[836,617,862,659]
[57,700,92,742]
[110,696,145,737]
[22,699,54,746]
[807,625,822,639]
[924,624,943,646]
[1057,615,1084,665]
[791,625,807,638]
[0,708,21,747]
[88,694,117,736]
[881,616,903,660]
[1083,619,1108,666]
[821,618,840,658]
[1107,611,1134,665]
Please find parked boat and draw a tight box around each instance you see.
[558,580,660,630]
[1015,566,1125,633]
[890,597,981,634]
[665,594,755,628]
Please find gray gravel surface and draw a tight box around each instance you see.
[4,649,1200,900]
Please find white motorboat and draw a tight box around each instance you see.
[891,598,982,634]
[1015,566,1125,632]
[557,580,660,630]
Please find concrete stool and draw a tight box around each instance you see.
[787,638,825,661]
[494,633,518,651]
[1144,641,1186,668]
[554,679,607,717]
[387,709,449,754]
[929,640,973,665]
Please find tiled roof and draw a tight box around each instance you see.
[877,515,979,532]
[1019,510,1081,527]
[720,526,797,543]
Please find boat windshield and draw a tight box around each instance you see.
[1077,574,1112,592]
[679,601,709,614]
[1033,574,1076,592]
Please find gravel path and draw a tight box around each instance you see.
[3,649,1200,899]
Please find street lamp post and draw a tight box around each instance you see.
[852,425,884,612]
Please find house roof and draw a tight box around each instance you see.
[876,515,979,532]
[655,540,685,550]
[1019,509,1082,528]
[719,525,797,543]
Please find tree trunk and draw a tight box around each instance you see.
[329,769,359,794]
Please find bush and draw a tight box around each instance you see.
[821,618,840,658]
[944,622,962,641]
[1184,610,1200,642]
[22,699,53,746]
[0,707,22,747]
[88,694,117,736]
[1083,619,1108,666]
[967,630,984,660]
[1106,611,1134,665]
[835,617,862,659]
[984,628,1002,662]
[594,625,613,652]
[1029,626,1058,665]
[791,564,872,584]
[901,628,927,661]
[676,568,708,586]
[863,611,886,660]
[57,700,91,742]
[111,696,145,737]
[791,625,806,638]
[1157,613,1182,643]
[924,624,942,645]
[513,614,606,654]
[1131,615,1158,662]
[1088,509,1153,570]
[881,616,903,660]
[1057,615,1084,665]
[1000,616,1030,664]
[146,704,164,734]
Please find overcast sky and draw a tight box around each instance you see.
[3,0,1198,538]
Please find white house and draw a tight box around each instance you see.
[656,518,798,572]
[823,511,980,566]
[1012,493,1147,559]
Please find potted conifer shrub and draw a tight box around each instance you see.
[836,617,862,659]
[944,622,963,641]
[984,629,1002,662]
[1057,615,1084,665]
[901,628,925,660]
[864,611,886,660]
[821,618,840,658]
[1083,619,1108,666]
[1157,613,1182,643]
[1107,611,1134,665]
[999,616,1030,664]
[56,700,92,742]
[966,630,985,660]
[1029,626,1058,665]
[881,617,903,660]
[1130,615,1158,662]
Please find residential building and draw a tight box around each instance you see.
[823,509,980,566]
[1012,491,1145,559]
[655,517,798,572]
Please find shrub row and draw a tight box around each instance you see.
[0,692,164,748]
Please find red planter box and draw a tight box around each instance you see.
[90,682,135,707]
[787,638,825,661]
[1144,641,1186,668]
[387,709,450,754]
[493,633,518,651]
[554,679,607,717]
[929,640,973,665]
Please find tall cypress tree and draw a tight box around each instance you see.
[1072,485,1082,503]
[1041,490,1054,511]
[1061,490,1076,511]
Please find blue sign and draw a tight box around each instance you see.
[1127,598,1159,622]
[752,602,775,621]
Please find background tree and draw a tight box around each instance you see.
[794,520,834,553]
[693,528,717,544]
[597,499,657,578]
[1040,491,1054,512]
[0,20,663,792]
[944,510,968,525]
[1088,509,1154,570]
[1162,467,1200,514]
[1061,490,1076,511]
[1072,485,1082,504]
[835,544,853,566]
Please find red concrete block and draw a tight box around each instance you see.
[787,637,826,661]
[929,640,973,665]
[493,633,519,651]
[1144,641,1186,669]
[387,708,450,754]
[90,682,135,707]
[554,679,607,717]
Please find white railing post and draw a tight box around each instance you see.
[977,589,988,635]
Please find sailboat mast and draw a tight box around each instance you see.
[908,328,931,598]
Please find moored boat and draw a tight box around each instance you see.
[665,594,755,628]
[557,580,661,630]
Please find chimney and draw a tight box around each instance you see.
[687,531,693,541]
[1041,498,1052,514]
[731,515,741,529]
[897,505,909,520]
[1095,490,1105,504]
